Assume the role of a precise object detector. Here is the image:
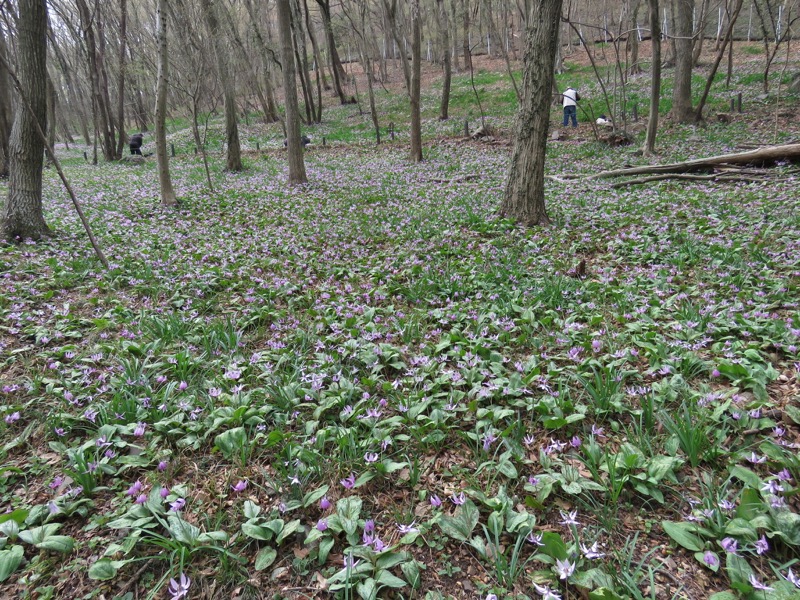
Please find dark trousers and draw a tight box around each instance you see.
[563,105,577,127]
[130,146,142,155]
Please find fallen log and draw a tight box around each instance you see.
[588,143,800,180]
[610,173,794,188]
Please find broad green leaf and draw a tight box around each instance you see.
[254,547,277,571]
[213,427,247,460]
[37,536,74,553]
[735,488,762,521]
[318,536,334,564]
[276,519,301,544]
[167,516,200,545]
[376,551,408,570]
[336,497,362,536]
[589,588,626,600]
[724,518,757,541]
[302,485,329,508]
[708,593,738,600]
[375,569,408,588]
[662,521,704,552]
[0,510,28,527]
[401,560,421,589]
[242,522,273,541]
[725,553,754,590]
[88,558,132,580]
[243,501,261,520]
[694,551,720,572]
[356,577,378,600]
[438,500,479,542]
[0,545,24,582]
[729,465,761,489]
[540,531,568,561]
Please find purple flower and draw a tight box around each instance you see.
[126,480,144,497]
[133,422,146,437]
[753,535,769,555]
[711,368,721,378]
[169,498,186,512]
[570,435,581,448]
[430,494,442,507]
[160,487,170,498]
[158,460,169,472]
[559,510,579,526]
[555,557,575,580]
[319,496,331,510]
[777,468,792,482]
[135,494,148,504]
[748,574,773,591]
[702,551,719,568]
[482,431,497,451]
[580,541,605,559]
[450,492,466,505]
[4,412,20,424]
[231,480,248,493]
[720,537,738,554]
[340,474,356,489]
[396,521,418,534]
[316,519,328,532]
[523,434,536,446]
[532,582,562,600]
[364,519,375,534]
[178,381,188,391]
[364,452,379,463]
[168,573,191,600]
[526,531,544,546]
[785,568,800,588]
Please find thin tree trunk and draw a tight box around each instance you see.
[155,0,177,206]
[199,0,243,171]
[0,26,13,178]
[116,0,128,158]
[671,0,697,122]
[462,0,472,71]
[316,0,348,103]
[644,0,661,155]
[2,0,51,241]
[438,0,453,119]
[628,0,643,75]
[501,0,563,227]
[410,0,423,162]
[277,0,308,184]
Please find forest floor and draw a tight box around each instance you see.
[1,42,800,600]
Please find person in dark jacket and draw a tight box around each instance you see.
[129,133,144,155]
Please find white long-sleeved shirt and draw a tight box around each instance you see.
[563,88,577,107]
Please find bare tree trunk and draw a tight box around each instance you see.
[462,0,472,71]
[644,0,662,155]
[278,0,308,184]
[410,0,423,161]
[46,73,56,153]
[316,0,349,103]
[116,0,128,158]
[671,0,697,122]
[0,26,13,178]
[2,0,51,241]
[438,0,453,119]
[290,0,317,123]
[199,0,243,171]
[243,0,281,122]
[155,0,177,206]
[303,0,325,120]
[76,0,116,161]
[501,0,563,227]
[692,0,710,66]
[627,0,643,75]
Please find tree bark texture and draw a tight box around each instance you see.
[2,0,51,241]
[437,0,452,119]
[500,0,563,227]
[644,0,661,155]
[671,0,696,122]
[116,0,128,158]
[0,27,12,178]
[155,0,177,206]
[277,0,308,184]
[199,0,242,171]
[410,0,423,162]
[316,0,348,104]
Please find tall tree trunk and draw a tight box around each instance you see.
[316,0,348,103]
[692,0,710,66]
[199,0,243,171]
[671,0,697,122]
[155,0,177,206]
[437,0,452,119]
[644,0,662,155]
[290,0,317,123]
[462,0,472,71]
[500,0,563,227]
[303,0,325,120]
[410,0,423,162]
[277,0,308,184]
[627,0,643,75]
[116,0,128,158]
[46,73,57,153]
[0,26,13,178]
[2,0,51,241]
[243,0,281,122]
[76,0,116,161]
